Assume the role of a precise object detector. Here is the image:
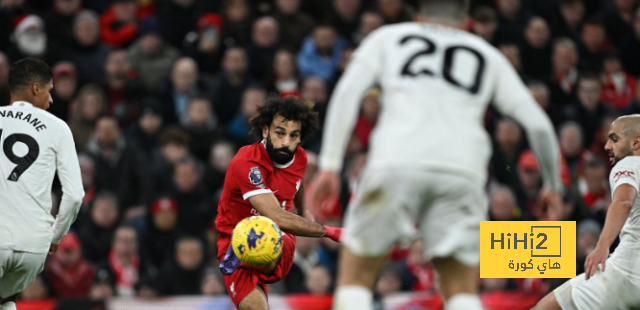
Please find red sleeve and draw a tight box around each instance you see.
[100,9,138,47]
[230,159,272,201]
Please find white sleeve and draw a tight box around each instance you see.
[51,125,84,244]
[318,30,384,172]
[610,163,640,195]
[491,54,563,193]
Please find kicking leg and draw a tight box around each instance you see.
[333,247,388,310]
[238,286,269,310]
[531,292,563,310]
[432,257,483,310]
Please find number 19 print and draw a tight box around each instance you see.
[480,221,576,278]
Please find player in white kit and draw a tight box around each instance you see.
[0,58,84,310]
[310,1,564,310]
[534,115,640,310]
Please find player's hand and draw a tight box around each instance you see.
[323,225,343,243]
[310,170,340,211]
[538,189,563,221]
[584,244,609,280]
[48,243,59,255]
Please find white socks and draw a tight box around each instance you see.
[445,293,484,310]
[333,286,373,310]
[0,302,17,310]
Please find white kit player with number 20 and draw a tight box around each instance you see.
[309,1,564,310]
[0,58,84,310]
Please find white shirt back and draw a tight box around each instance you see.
[350,23,533,182]
[0,101,83,253]
[609,156,640,249]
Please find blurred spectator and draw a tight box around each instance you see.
[212,47,253,125]
[136,279,159,299]
[87,116,148,212]
[64,10,110,86]
[603,0,637,48]
[100,49,145,124]
[305,265,333,295]
[221,0,253,47]
[100,0,140,48]
[490,119,523,186]
[267,49,300,97]
[498,43,527,80]
[354,88,379,149]
[50,62,78,121]
[99,225,144,297]
[601,52,637,110]
[45,231,96,298]
[283,236,320,293]
[201,268,226,296]
[589,113,619,167]
[375,262,403,297]
[0,52,9,106]
[79,192,120,263]
[471,6,499,46]
[578,17,610,73]
[564,73,616,148]
[171,157,215,238]
[327,46,354,94]
[489,185,520,221]
[273,0,315,50]
[521,16,552,80]
[556,0,585,39]
[144,197,180,270]
[496,0,532,43]
[620,7,640,77]
[7,14,53,63]
[76,154,98,224]
[297,24,348,81]
[69,84,107,152]
[481,278,510,292]
[180,95,223,161]
[160,57,210,124]
[559,122,592,185]
[353,11,384,45]
[300,77,329,151]
[326,0,361,44]
[227,86,266,147]
[528,80,564,128]
[247,17,280,82]
[0,0,29,51]
[149,127,191,194]
[550,38,580,105]
[44,0,81,48]
[576,219,601,274]
[157,237,206,295]
[377,0,413,25]
[401,240,436,292]
[126,97,164,158]
[580,157,609,212]
[183,13,224,75]
[158,0,199,48]
[128,17,180,93]
[88,269,115,299]
[624,82,640,114]
[20,275,50,300]
[204,140,236,194]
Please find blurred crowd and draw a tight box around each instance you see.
[0,0,637,303]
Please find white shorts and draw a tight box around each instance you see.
[342,167,487,266]
[0,249,47,299]
[554,262,640,310]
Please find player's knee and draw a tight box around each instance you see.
[238,300,268,310]
[531,292,562,310]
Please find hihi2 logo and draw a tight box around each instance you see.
[480,221,575,278]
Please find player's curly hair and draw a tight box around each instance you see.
[249,95,320,144]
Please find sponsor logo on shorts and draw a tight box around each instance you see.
[480,221,576,278]
[230,282,237,298]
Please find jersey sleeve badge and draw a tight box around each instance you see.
[613,170,635,183]
[249,167,265,188]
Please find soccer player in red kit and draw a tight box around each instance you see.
[216,95,343,310]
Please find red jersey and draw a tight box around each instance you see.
[215,141,307,252]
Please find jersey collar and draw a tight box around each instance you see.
[261,139,295,169]
[11,101,34,108]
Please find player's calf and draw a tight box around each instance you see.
[432,257,483,310]
[238,286,269,310]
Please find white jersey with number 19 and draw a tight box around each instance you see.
[0,101,84,254]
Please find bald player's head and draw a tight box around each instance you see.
[605,115,640,167]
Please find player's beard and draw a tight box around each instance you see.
[609,143,633,167]
[266,133,295,165]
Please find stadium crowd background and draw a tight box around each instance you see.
[0,0,637,306]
